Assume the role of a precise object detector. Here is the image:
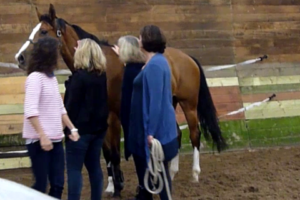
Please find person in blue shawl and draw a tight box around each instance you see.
[127,25,178,200]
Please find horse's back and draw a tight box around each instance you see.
[164,47,200,100]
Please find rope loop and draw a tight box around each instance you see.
[144,139,172,200]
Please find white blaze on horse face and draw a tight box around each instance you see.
[15,23,42,63]
[192,147,201,182]
[169,152,179,180]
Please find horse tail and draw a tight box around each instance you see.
[189,56,228,152]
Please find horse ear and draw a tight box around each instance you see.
[35,7,42,21]
[48,3,56,21]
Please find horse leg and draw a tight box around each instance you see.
[108,112,124,198]
[179,100,202,182]
[170,96,182,180]
[102,139,114,194]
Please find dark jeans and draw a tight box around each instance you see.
[26,141,65,199]
[133,154,172,200]
[66,134,104,200]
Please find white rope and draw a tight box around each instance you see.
[218,94,276,118]
[179,94,276,130]
[144,139,172,200]
[0,62,19,69]
[205,55,268,72]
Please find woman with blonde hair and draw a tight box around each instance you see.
[64,38,109,200]
[112,35,145,161]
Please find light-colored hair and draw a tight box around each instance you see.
[74,38,106,74]
[118,35,146,63]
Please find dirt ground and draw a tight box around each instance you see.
[0,146,300,200]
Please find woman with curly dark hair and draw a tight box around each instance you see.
[22,36,79,199]
[127,25,178,200]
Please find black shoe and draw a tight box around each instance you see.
[127,186,153,200]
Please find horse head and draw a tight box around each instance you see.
[15,4,77,73]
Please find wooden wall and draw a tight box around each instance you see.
[1,0,300,154]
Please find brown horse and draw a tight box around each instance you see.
[15,4,227,198]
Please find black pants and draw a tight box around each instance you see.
[26,141,65,199]
[133,154,172,200]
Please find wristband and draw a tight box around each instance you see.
[71,128,78,132]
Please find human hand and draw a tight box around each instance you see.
[40,134,53,151]
[147,135,153,147]
[69,131,80,142]
[112,45,119,55]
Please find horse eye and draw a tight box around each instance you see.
[41,30,47,35]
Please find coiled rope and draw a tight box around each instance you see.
[144,138,172,200]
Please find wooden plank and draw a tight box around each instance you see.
[244,100,300,119]
[0,104,24,115]
[0,5,31,14]
[235,54,300,64]
[0,14,31,24]
[0,115,23,124]
[235,46,300,57]
[239,75,300,87]
[240,83,300,95]
[0,75,238,95]
[233,13,300,23]
[172,0,231,5]
[0,43,26,55]
[107,13,232,23]
[0,33,29,45]
[236,63,300,78]
[166,30,233,40]
[233,21,300,31]
[242,91,300,103]
[0,157,30,170]
[233,5,300,14]
[0,123,23,135]
[234,38,295,48]
[212,93,242,104]
[150,5,232,14]
[206,77,239,87]
[210,86,241,95]
[0,94,24,105]
[232,0,300,5]
[0,83,65,95]
[32,0,99,4]
[0,24,31,34]
[0,93,65,105]
[75,21,233,33]
[0,68,24,75]
[215,102,243,113]
[181,47,234,59]
[169,39,233,49]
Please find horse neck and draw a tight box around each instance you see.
[60,25,79,73]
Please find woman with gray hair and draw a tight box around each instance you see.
[112,35,146,162]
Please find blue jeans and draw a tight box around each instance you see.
[66,134,104,200]
[26,141,65,199]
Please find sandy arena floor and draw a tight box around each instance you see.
[0,146,300,200]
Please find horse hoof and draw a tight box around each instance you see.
[192,170,200,183]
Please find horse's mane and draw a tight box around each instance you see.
[40,14,113,47]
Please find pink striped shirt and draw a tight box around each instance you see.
[22,72,67,140]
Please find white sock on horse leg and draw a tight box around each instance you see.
[170,152,179,180]
[192,147,201,182]
[105,176,114,193]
